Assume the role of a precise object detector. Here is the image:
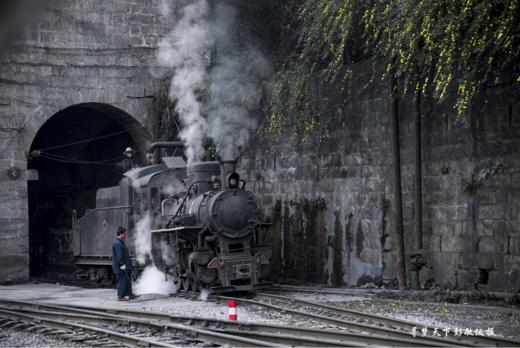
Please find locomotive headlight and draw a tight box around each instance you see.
[228,173,240,188]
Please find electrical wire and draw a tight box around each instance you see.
[38,153,121,166]
[36,125,146,152]
[41,151,123,164]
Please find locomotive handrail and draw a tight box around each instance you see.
[161,196,178,218]
[168,180,208,224]
[72,209,77,230]
[75,205,132,224]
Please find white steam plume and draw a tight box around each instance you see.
[157,0,271,163]
[207,4,270,160]
[134,213,152,265]
[133,265,176,295]
[157,0,212,162]
[124,165,181,294]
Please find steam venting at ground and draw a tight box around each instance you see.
[133,265,176,295]
[132,214,176,295]
[125,170,184,295]
[157,0,270,162]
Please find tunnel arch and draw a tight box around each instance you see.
[27,103,151,277]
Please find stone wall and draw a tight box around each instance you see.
[0,0,518,291]
[246,71,520,291]
[0,0,176,282]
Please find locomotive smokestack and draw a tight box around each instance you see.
[219,158,237,188]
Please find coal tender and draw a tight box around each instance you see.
[151,158,271,293]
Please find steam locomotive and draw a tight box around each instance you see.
[71,142,271,292]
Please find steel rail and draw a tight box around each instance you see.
[257,292,419,329]
[255,292,520,348]
[60,301,447,347]
[0,301,273,348]
[271,284,377,297]
[213,294,469,347]
[0,299,436,347]
[64,304,425,347]
[0,307,174,348]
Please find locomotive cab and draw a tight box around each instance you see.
[71,154,187,282]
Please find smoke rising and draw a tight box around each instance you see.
[157,0,212,162]
[157,0,271,162]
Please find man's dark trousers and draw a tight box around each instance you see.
[116,272,132,298]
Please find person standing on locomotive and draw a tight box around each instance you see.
[112,227,135,301]
[121,147,140,172]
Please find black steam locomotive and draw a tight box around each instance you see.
[72,142,271,292]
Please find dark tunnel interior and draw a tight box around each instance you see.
[28,103,148,277]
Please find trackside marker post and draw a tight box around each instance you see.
[228,300,237,320]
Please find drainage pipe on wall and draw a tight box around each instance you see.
[389,73,407,289]
[410,85,427,290]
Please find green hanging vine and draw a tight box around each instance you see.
[264,0,520,144]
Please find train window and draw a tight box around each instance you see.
[150,187,158,210]
[141,190,148,211]
[229,242,244,253]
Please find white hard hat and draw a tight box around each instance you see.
[124,147,136,154]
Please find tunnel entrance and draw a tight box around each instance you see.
[27,103,150,277]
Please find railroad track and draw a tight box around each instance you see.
[208,292,520,348]
[61,301,424,347]
[0,299,270,347]
[2,294,519,347]
[0,298,444,347]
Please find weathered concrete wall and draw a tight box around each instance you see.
[246,71,520,291]
[0,0,176,282]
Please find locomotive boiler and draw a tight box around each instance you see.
[151,158,272,292]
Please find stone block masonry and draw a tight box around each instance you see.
[0,0,179,283]
[0,0,519,291]
[245,65,520,290]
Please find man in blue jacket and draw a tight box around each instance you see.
[112,226,135,301]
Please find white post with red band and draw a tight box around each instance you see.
[228,300,237,320]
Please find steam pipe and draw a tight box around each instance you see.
[197,225,211,249]
[147,141,184,164]
[169,180,208,224]
[147,141,184,153]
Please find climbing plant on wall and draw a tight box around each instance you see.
[264,0,520,143]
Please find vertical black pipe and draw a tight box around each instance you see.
[411,86,423,290]
[389,73,406,289]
